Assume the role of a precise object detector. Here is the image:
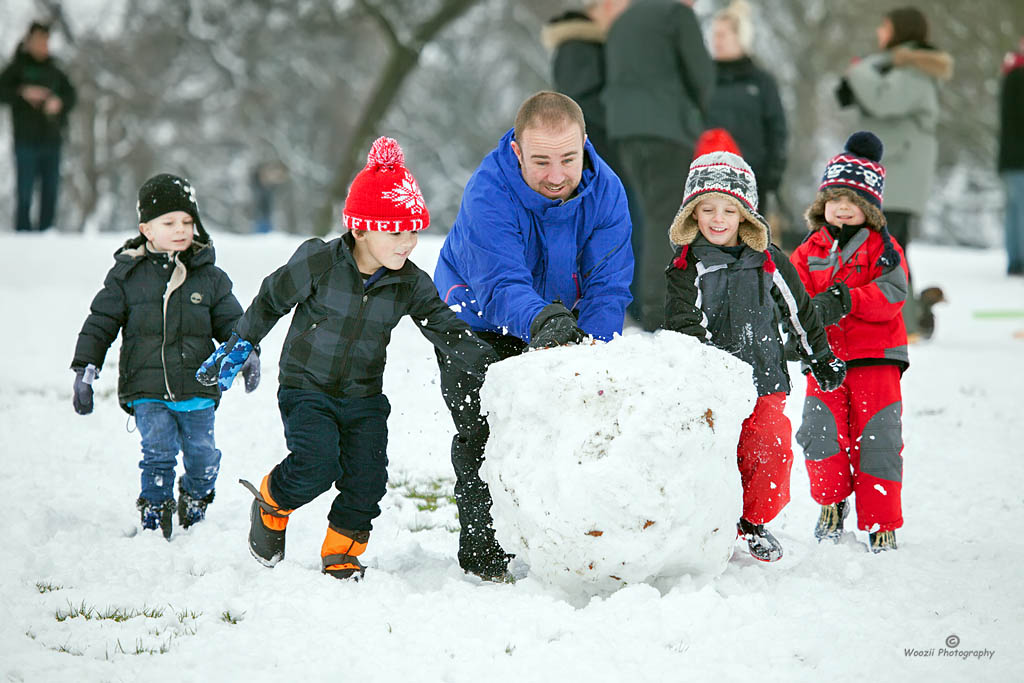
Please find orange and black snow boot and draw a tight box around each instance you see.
[240,475,292,567]
[321,525,369,580]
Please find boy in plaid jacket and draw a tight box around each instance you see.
[198,138,497,579]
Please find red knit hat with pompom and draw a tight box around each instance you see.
[342,137,430,232]
[693,128,741,159]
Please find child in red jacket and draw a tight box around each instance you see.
[790,132,909,553]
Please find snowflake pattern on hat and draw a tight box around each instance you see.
[683,160,758,212]
[382,171,426,215]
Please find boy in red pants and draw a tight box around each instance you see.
[664,132,845,562]
[790,131,909,553]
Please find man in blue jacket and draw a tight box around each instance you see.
[434,91,633,580]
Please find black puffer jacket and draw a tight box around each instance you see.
[705,56,787,193]
[664,236,829,396]
[71,235,243,413]
[235,232,497,398]
[0,48,76,143]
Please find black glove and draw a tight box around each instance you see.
[528,303,585,350]
[809,353,847,392]
[811,283,851,327]
[240,351,261,393]
[72,364,98,415]
[835,77,855,107]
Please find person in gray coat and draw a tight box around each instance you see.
[603,0,714,331]
[836,7,952,337]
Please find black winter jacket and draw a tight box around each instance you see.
[72,236,243,413]
[999,58,1024,173]
[664,236,830,396]
[0,48,76,144]
[706,57,787,193]
[234,232,497,398]
[603,0,714,145]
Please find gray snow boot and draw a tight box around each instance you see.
[814,499,850,544]
[869,529,898,553]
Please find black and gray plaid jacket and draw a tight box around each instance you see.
[235,233,497,398]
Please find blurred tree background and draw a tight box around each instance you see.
[0,0,1020,245]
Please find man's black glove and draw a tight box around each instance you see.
[240,351,261,393]
[808,353,847,392]
[72,364,98,415]
[811,283,851,327]
[528,303,585,350]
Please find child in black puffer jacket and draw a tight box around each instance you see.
[71,174,253,539]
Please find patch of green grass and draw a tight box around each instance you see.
[221,610,244,624]
[114,638,171,656]
[36,581,63,594]
[52,640,83,656]
[176,608,202,623]
[394,477,456,511]
[55,601,166,623]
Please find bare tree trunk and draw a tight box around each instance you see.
[314,0,480,236]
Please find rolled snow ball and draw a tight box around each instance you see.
[480,333,752,602]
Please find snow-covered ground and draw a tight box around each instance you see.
[1,231,1022,681]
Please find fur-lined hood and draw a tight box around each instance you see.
[669,192,770,252]
[541,14,605,51]
[890,45,954,81]
[804,187,886,232]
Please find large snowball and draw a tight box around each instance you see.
[480,332,754,600]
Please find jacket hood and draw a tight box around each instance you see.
[890,45,954,81]
[112,233,216,273]
[804,187,886,232]
[713,56,757,80]
[493,128,600,215]
[541,13,605,51]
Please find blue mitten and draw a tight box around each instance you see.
[196,333,254,391]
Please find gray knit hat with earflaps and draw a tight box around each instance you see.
[668,151,771,252]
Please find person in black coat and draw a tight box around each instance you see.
[603,0,714,331]
[706,0,787,215]
[0,22,76,231]
[999,37,1024,276]
[541,1,629,172]
[71,174,250,539]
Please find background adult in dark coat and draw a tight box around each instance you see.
[541,1,629,173]
[0,22,76,232]
[705,0,787,216]
[999,37,1024,277]
[603,0,714,331]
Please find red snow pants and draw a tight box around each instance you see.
[797,365,904,532]
[736,392,792,525]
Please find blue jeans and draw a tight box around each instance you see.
[135,403,221,503]
[269,389,390,531]
[1003,171,1024,273]
[14,142,61,232]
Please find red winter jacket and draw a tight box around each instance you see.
[790,226,909,370]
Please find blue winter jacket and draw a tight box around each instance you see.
[434,128,633,342]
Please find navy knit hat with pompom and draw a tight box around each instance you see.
[819,131,886,209]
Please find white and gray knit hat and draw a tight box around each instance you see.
[668,150,770,252]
